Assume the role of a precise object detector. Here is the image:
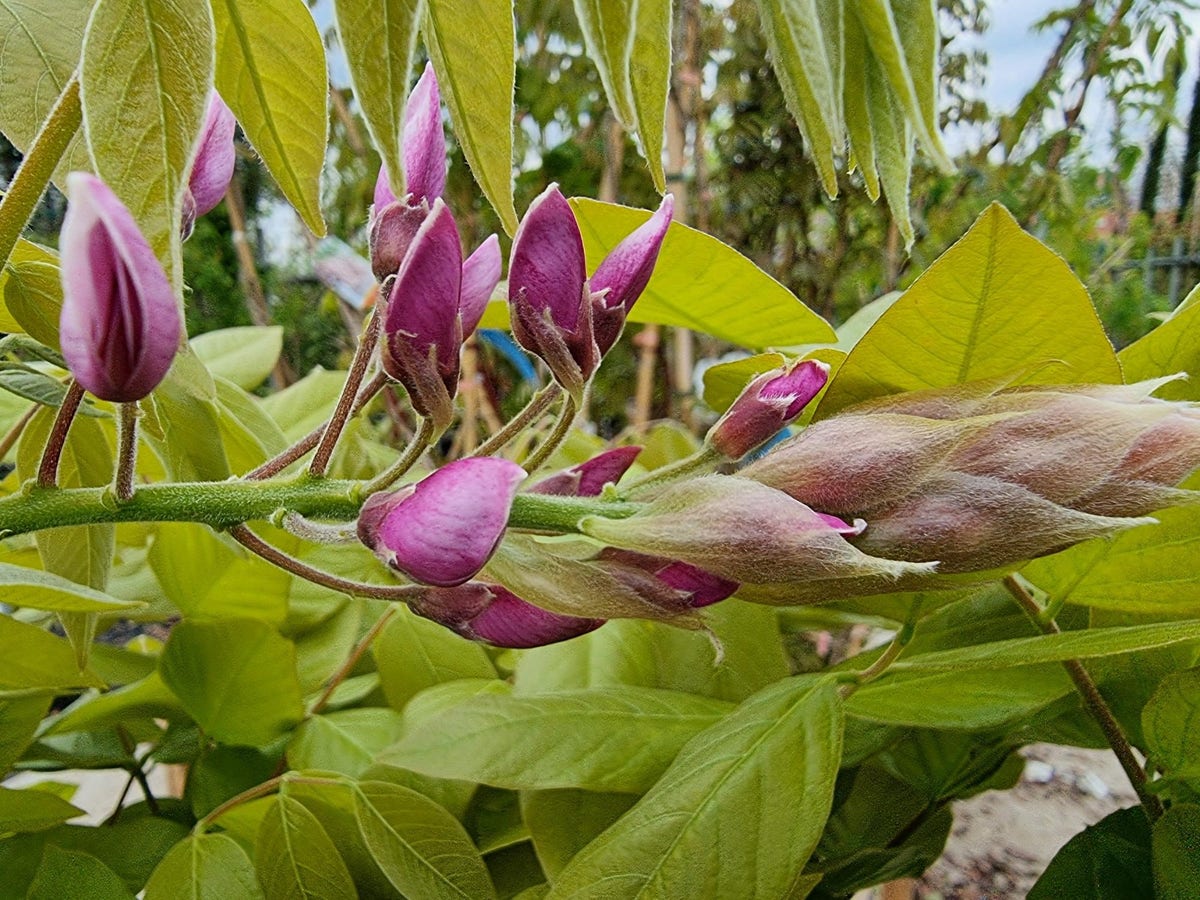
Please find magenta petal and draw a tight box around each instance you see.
[59,173,181,402]
[384,199,464,366]
[760,359,830,418]
[529,445,643,496]
[374,164,398,211]
[655,561,739,607]
[188,93,236,218]
[816,512,867,536]
[470,587,604,647]
[403,62,446,203]
[509,184,587,333]
[707,360,829,459]
[589,194,673,313]
[365,458,527,586]
[459,235,502,337]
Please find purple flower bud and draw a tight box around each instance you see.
[186,93,236,223]
[403,62,446,204]
[59,173,181,402]
[598,549,737,608]
[409,582,603,648]
[509,186,674,397]
[369,199,429,283]
[380,201,501,430]
[590,194,674,354]
[529,445,643,496]
[707,359,829,459]
[358,457,526,586]
[374,164,398,210]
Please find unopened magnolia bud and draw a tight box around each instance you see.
[581,475,935,584]
[707,360,828,459]
[853,472,1156,573]
[409,582,602,648]
[598,549,738,608]
[529,446,643,496]
[59,173,181,402]
[188,93,236,220]
[358,458,525,586]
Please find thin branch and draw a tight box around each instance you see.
[36,380,85,487]
[114,403,138,501]
[311,310,381,476]
[471,382,562,457]
[308,606,398,716]
[362,417,435,494]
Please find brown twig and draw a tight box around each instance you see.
[36,380,85,487]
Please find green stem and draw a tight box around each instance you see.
[362,417,435,494]
[623,445,722,498]
[308,606,397,716]
[114,403,138,502]
[522,394,578,473]
[0,77,81,272]
[471,382,563,457]
[839,600,922,697]
[1003,575,1163,823]
[196,773,347,832]
[36,380,84,487]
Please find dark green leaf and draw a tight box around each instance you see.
[144,833,264,900]
[1143,668,1200,784]
[1028,807,1153,900]
[256,795,356,900]
[1153,803,1200,900]
[0,785,83,832]
[520,790,636,880]
[26,846,134,900]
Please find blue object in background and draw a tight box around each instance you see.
[478,329,539,384]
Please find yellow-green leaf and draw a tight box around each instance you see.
[423,0,517,234]
[256,795,356,900]
[332,0,422,198]
[1119,298,1200,401]
[211,0,327,235]
[819,203,1121,415]
[629,0,670,192]
[865,51,914,249]
[571,198,835,348]
[572,0,637,128]
[1,239,63,348]
[0,614,103,691]
[0,562,144,613]
[144,834,264,900]
[0,786,83,833]
[80,0,214,295]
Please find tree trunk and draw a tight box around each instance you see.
[1140,58,1181,218]
[1178,47,1200,223]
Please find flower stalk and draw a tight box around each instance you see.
[310,309,381,476]
[36,380,85,487]
[471,382,563,457]
[361,416,436,495]
[522,394,578,473]
[114,402,138,501]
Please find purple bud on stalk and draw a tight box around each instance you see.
[181,92,236,239]
[509,185,673,397]
[708,359,829,459]
[528,445,643,496]
[598,549,738,608]
[409,582,603,647]
[59,173,181,402]
[358,457,526,586]
[380,200,501,430]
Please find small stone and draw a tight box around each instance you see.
[1024,760,1055,783]
[1075,771,1111,799]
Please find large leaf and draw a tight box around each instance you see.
[288,708,406,778]
[0,614,103,691]
[2,239,64,347]
[373,605,497,711]
[423,0,517,235]
[352,780,497,899]
[1143,668,1200,783]
[570,198,835,348]
[332,0,421,198]
[547,676,843,899]
[144,833,264,900]
[26,846,134,900]
[0,786,83,833]
[44,673,185,736]
[381,684,731,793]
[520,790,636,881]
[819,203,1121,415]
[1028,807,1153,900]
[1154,804,1200,900]
[211,0,327,235]
[0,561,143,613]
[159,618,303,747]
[256,795,356,900]
[628,0,669,191]
[144,348,231,481]
[80,0,213,295]
[0,695,51,773]
[0,0,93,186]
[1120,297,1200,400]
[191,326,284,390]
[572,0,636,128]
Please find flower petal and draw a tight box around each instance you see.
[188,93,236,218]
[529,445,642,496]
[403,61,446,203]
[589,193,673,313]
[459,234,502,337]
[508,184,587,334]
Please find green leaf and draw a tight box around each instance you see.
[572,0,636,128]
[846,666,1072,729]
[1028,807,1153,900]
[520,790,636,881]
[0,695,51,773]
[0,561,144,613]
[1022,505,1200,617]
[1153,804,1200,900]
[864,48,914,249]
[0,0,93,187]
[80,0,213,295]
[45,673,185,736]
[754,0,840,196]
[211,0,327,235]
[628,0,669,192]
[332,0,421,198]
[189,745,279,819]
[548,676,843,899]
[288,709,406,778]
[256,795,356,900]
[0,608,103,692]
[571,198,835,348]
[0,786,83,833]
[2,239,64,348]
[0,367,74,408]
[159,619,303,747]
[1120,298,1200,400]
[352,780,497,899]
[819,203,1121,415]
[260,368,348,440]
[144,348,232,481]
[214,377,288,474]
[144,833,264,900]
[423,0,517,235]
[374,605,497,711]
[26,846,134,900]
[191,326,284,391]
[1143,668,1200,782]
[381,684,731,793]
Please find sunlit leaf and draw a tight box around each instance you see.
[0,561,143,613]
[374,605,497,711]
[144,833,264,900]
[191,326,284,391]
[256,795,356,900]
[629,0,669,191]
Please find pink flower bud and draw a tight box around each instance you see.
[369,198,428,283]
[509,186,674,397]
[581,475,935,584]
[358,458,526,586]
[59,173,181,402]
[528,445,643,496]
[186,93,236,222]
[597,549,738,608]
[409,582,603,648]
[707,360,829,459]
[380,201,501,430]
